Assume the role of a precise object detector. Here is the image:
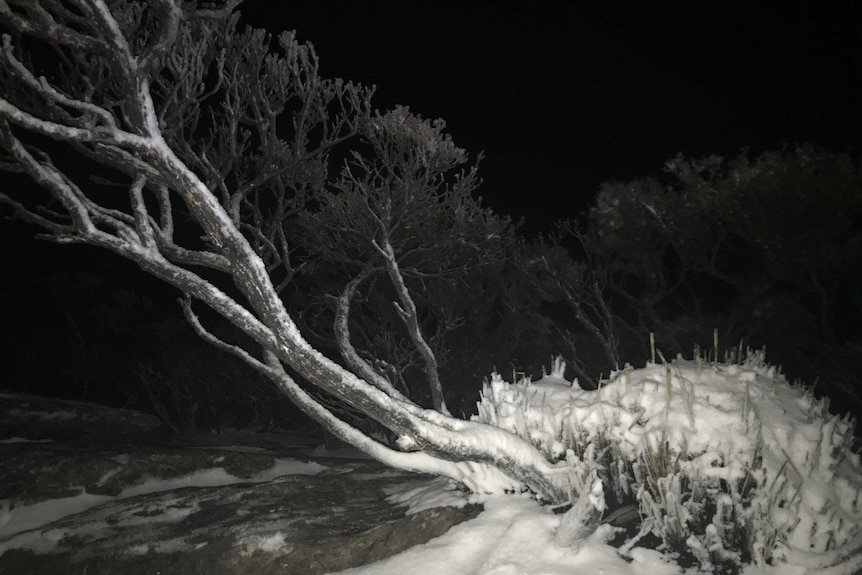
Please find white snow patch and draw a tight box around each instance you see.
[385,477,473,515]
[333,494,685,575]
[238,532,290,554]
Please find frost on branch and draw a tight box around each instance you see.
[0,0,585,522]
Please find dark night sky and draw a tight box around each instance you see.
[3,2,861,245]
[1,2,862,395]
[247,1,862,232]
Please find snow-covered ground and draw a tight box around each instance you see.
[336,489,687,575]
[2,353,860,574]
[335,483,835,575]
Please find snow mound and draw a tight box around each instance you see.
[475,352,862,573]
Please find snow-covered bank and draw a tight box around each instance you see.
[476,353,862,572]
[340,353,862,574]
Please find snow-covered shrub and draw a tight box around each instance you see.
[475,354,862,573]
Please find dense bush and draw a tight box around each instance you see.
[523,144,862,411]
[476,354,862,573]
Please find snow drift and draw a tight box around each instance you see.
[475,352,862,573]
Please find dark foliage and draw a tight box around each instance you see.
[525,144,862,414]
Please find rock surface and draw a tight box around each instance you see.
[0,394,482,574]
[0,391,163,446]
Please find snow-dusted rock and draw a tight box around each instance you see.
[0,391,162,447]
[0,442,480,574]
[0,396,480,574]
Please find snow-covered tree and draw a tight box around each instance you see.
[294,105,545,416]
[0,0,593,518]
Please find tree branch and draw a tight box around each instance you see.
[376,237,449,414]
[333,264,409,400]
[0,0,586,509]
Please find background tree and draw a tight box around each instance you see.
[295,106,549,416]
[525,145,862,409]
[0,0,589,512]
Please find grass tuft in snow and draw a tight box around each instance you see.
[475,351,862,574]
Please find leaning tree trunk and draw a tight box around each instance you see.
[0,0,585,512]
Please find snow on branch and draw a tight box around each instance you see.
[0,0,598,524]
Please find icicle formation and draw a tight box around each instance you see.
[475,353,862,573]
